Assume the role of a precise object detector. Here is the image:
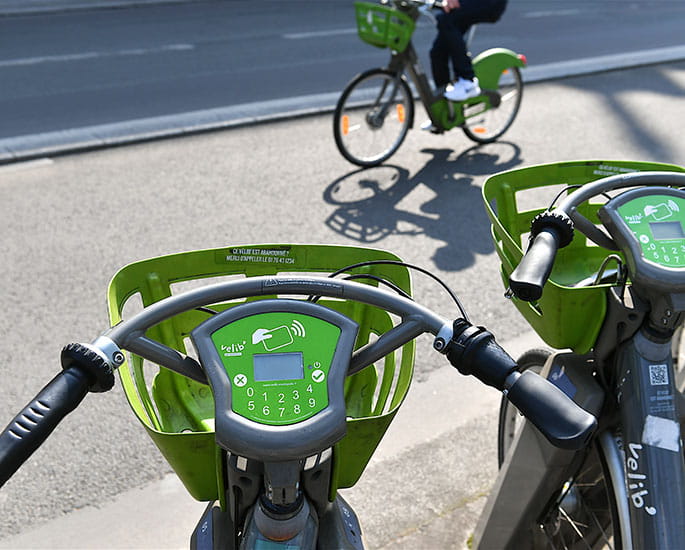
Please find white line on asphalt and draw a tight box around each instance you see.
[283,28,357,39]
[0,44,194,68]
[524,9,582,18]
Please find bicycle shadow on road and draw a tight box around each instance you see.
[323,142,523,272]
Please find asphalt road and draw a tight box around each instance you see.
[2,0,684,140]
[1,60,685,546]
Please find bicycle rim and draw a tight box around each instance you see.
[334,70,412,167]
[462,66,522,144]
[498,350,620,549]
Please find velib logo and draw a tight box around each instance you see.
[625,212,643,225]
[626,443,657,516]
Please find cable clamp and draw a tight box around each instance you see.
[433,322,454,354]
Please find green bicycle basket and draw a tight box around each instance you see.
[483,160,685,353]
[354,1,415,53]
[107,244,414,503]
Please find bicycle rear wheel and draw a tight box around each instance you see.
[462,65,522,144]
[333,68,413,167]
[498,349,621,549]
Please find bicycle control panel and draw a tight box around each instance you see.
[191,299,358,460]
[599,187,685,291]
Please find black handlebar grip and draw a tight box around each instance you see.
[506,370,597,450]
[0,366,91,488]
[446,320,596,450]
[508,229,560,302]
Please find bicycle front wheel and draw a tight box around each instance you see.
[463,65,522,144]
[333,69,413,167]
[498,349,621,549]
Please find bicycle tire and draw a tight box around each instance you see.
[462,65,522,144]
[333,68,413,167]
[498,349,621,549]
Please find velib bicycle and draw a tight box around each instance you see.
[0,244,595,549]
[474,161,685,549]
[334,0,526,167]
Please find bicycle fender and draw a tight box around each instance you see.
[473,48,526,90]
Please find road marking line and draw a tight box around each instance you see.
[524,9,581,18]
[0,44,194,68]
[283,28,357,39]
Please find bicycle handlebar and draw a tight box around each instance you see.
[0,276,597,488]
[386,0,446,10]
[508,228,562,302]
[0,366,91,488]
[445,319,596,449]
[508,171,685,302]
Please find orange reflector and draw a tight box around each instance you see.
[502,69,509,75]
[341,115,350,136]
[473,127,487,134]
[396,104,405,123]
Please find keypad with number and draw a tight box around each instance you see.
[210,311,341,426]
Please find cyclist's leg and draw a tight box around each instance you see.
[429,30,451,88]
[436,10,474,81]
[440,0,508,80]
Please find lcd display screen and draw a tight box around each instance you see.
[650,221,685,240]
[253,352,304,382]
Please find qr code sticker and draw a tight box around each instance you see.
[649,364,669,386]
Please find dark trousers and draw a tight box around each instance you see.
[430,0,507,87]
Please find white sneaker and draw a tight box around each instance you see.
[420,119,439,133]
[444,77,481,102]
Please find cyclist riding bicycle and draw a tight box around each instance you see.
[431,0,508,101]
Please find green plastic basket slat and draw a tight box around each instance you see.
[483,160,685,352]
[354,1,415,53]
[107,244,414,502]
[373,350,395,417]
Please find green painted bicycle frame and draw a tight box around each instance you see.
[429,48,525,131]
